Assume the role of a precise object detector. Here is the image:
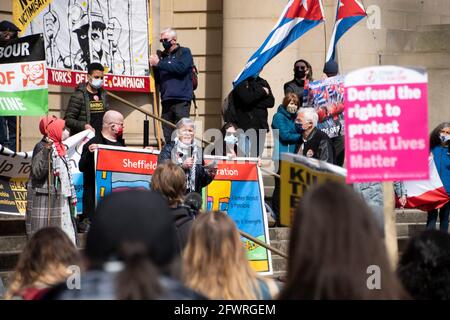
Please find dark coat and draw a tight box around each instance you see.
[302,128,335,164]
[171,206,194,251]
[79,134,125,219]
[232,76,275,131]
[158,141,213,193]
[155,45,194,102]
[283,78,305,98]
[64,83,109,135]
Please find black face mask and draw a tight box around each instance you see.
[295,69,306,79]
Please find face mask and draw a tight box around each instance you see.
[440,134,450,143]
[91,78,103,89]
[115,126,123,138]
[286,103,298,114]
[62,129,70,141]
[295,122,305,134]
[224,134,238,145]
[295,69,306,79]
[162,40,172,50]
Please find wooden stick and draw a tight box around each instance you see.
[383,182,398,269]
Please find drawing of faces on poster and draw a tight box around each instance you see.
[24,0,149,76]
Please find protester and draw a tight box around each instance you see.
[353,182,407,234]
[0,20,20,151]
[158,118,216,193]
[25,116,77,244]
[279,182,408,299]
[322,60,339,78]
[183,211,279,299]
[427,122,450,232]
[78,110,125,230]
[271,92,301,222]
[5,227,80,300]
[45,190,203,300]
[397,230,450,300]
[296,108,334,163]
[151,162,195,251]
[283,59,313,107]
[321,59,345,166]
[232,74,275,157]
[213,122,250,158]
[150,27,194,143]
[64,62,109,135]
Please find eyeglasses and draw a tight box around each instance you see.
[160,38,171,43]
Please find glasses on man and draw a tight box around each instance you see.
[160,38,171,43]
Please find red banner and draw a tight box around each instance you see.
[205,160,258,181]
[48,68,152,93]
[96,148,158,175]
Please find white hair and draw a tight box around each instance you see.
[160,27,177,39]
[299,108,318,127]
[176,117,195,130]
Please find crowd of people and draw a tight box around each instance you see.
[1,22,450,300]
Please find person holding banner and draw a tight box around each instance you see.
[78,110,125,229]
[0,20,20,151]
[271,92,302,222]
[158,118,216,194]
[64,63,110,136]
[427,122,450,232]
[25,116,77,244]
[296,108,334,164]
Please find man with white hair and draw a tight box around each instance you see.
[296,108,334,164]
[150,27,194,143]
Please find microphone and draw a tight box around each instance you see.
[183,192,203,216]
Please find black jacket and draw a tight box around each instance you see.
[79,134,125,219]
[232,77,275,131]
[283,78,305,98]
[302,128,335,164]
[171,206,194,251]
[158,141,213,193]
[64,83,109,135]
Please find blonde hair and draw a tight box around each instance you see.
[183,211,262,299]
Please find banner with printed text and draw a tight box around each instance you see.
[344,66,429,183]
[204,156,273,275]
[280,153,346,226]
[14,0,152,92]
[0,129,93,216]
[0,33,47,116]
[94,145,159,205]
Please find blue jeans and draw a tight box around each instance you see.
[427,202,450,233]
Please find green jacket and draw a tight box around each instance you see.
[64,83,109,134]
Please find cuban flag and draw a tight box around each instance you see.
[325,0,366,62]
[233,0,324,87]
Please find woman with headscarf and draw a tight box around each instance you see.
[158,118,216,194]
[25,115,77,244]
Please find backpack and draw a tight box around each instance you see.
[176,47,198,91]
[222,91,238,123]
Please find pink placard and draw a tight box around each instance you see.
[344,66,429,183]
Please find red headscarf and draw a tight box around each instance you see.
[39,115,66,157]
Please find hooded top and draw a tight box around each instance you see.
[85,190,178,269]
[39,115,67,157]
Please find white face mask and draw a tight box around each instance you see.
[62,129,70,141]
[440,134,450,143]
[91,78,103,89]
[286,102,298,114]
[224,134,238,145]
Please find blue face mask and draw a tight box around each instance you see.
[295,123,305,134]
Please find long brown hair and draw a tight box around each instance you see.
[279,182,408,300]
[183,211,262,299]
[5,227,80,299]
[152,162,186,207]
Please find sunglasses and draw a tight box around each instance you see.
[160,38,171,43]
[296,66,307,70]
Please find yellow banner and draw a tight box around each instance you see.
[13,0,53,34]
[280,153,346,226]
